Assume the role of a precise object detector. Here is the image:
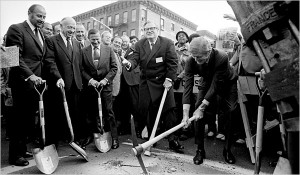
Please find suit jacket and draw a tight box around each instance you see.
[183,48,237,104]
[122,46,140,86]
[128,36,178,110]
[44,34,83,91]
[6,21,46,90]
[81,44,117,92]
[77,39,90,49]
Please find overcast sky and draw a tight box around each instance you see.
[0,0,240,40]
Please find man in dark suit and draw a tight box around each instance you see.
[81,29,119,149]
[182,37,238,165]
[119,36,142,137]
[5,4,46,166]
[122,20,183,152]
[75,23,90,49]
[44,17,84,146]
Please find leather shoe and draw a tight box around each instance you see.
[81,137,93,150]
[169,140,184,153]
[223,148,235,164]
[9,157,29,166]
[193,150,206,165]
[112,139,119,149]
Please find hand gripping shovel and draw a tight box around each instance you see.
[60,86,88,161]
[93,86,112,153]
[32,82,59,174]
[144,87,168,156]
[132,115,196,174]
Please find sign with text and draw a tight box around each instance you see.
[216,27,238,53]
[0,46,19,68]
[174,75,201,94]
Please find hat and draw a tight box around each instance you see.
[188,33,200,43]
[189,36,211,55]
[176,31,189,42]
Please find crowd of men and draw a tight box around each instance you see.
[1,3,281,169]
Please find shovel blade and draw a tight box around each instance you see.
[69,142,88,161]
[32,144,59,174]
[94,132,112,153]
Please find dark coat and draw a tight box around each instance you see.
[44,34,83,91]
[183,48,237,105]
[122,46,140,86]
[128,36,178,111]
[6,21,46,89]
[81,44,117,92]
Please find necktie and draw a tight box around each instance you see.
[67,38,72,57]
[93,47,100,67]
[80,42,84,49]
[150,42,154,50]
[34,28,43,46]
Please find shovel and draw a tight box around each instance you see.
[32,82,59,174]
[144,87,168,156]
[93,86,112,153]
[60,86,88,161]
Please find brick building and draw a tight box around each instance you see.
[53,0,197,41]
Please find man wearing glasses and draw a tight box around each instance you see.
[122,20,183,152]
[182,37,238,165]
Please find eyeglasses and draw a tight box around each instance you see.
[144,27,157,31]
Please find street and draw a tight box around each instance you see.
[1,117,276,175]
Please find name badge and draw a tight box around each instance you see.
[156,57,163,63]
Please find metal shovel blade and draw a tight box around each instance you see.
[32,144,59,174]
[94,132,112,153]
[69,142,88,161]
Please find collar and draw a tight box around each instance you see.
[147,37,158,45]
[92,45,100,51]
[26,20,36,32]
[175,43,189,51]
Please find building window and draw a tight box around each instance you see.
[141,9,146,22]
[171,23,175,31]
[130,29,136,36]
[160,18,165,31]
[115,14,119,25]
[123,11,128,23]
[87,21,91,31]
[122,31,127,36]
[131,9,136,22]
[107,16,112,26]
[100,18,104,29]
[93,20,98,29]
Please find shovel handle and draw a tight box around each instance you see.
[95,86,104,132]
[145,87,168,153]
[34,82,47,101]
[34,82,47,146]
[60,86,75,142]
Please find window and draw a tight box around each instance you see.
[131,9,136,22]
[130,29,136,36]
[100,18,104,29]
[115,14,119,25]
[93,20,98,29]
[87,22,91,31]
[141,9,146,22]
[107,16,112,26]
[122,31,127,36]
[171,23,175,31]
[123,11,128,23]
[160,18,164,31]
